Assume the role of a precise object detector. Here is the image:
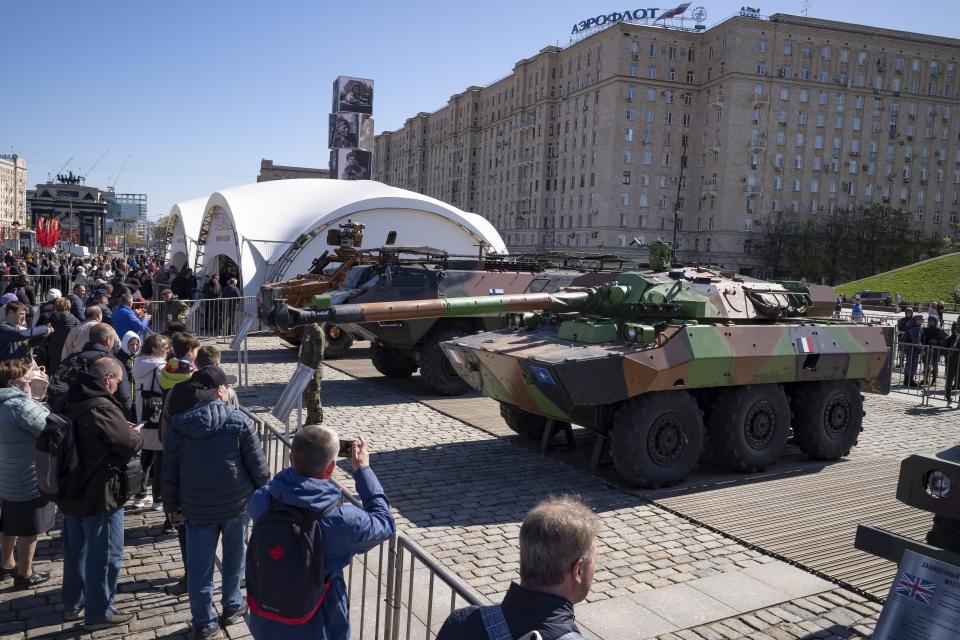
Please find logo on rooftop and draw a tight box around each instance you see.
[570,3,705,38]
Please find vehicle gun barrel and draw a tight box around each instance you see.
[272,291,594,330]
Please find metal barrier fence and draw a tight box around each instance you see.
[890,339,960,406]
[248,410,486,639]
[141,296,258,340]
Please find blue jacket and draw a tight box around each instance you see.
[162,401,270,524]
[247,465,396,640]
[111,304,149,340]
[0,322,48,362]
[0,387,50,501]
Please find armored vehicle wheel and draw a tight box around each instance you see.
[790,380,863,460]
[499,403,559,440]
[370,342,417,378]
[611,392,705,487]
[323,324,354,359]
[419,329,471,396]
[708,385,790,472]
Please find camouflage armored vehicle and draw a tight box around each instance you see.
[265,247,624,395]
[856,445,960,564]
[259,219,394,357]
[267,244,891,487]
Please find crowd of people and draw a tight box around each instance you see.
[896,306,960,403]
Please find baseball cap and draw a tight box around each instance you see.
[46,288,62,302]
[192,365,237,389]
[0,293,18,305]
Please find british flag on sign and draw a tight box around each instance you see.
[894,572,936,604]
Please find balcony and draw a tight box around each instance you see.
[743,183,763,195]
[748,138,768,150]
[702,180,718,197]
[708,94,724,108]
[706,141,722,153]
[751,93,770,106]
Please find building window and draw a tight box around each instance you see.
[623,171,631,185]
[620,193,630,206]
[625,128,634,142]
[624,150,633,164]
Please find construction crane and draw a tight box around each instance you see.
[108,154,131,190]
[48,156,74,182]
[78,150,109,181]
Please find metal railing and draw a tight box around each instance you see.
[141,296,259,340]
[248,410,486,639]
[891,339,960,406]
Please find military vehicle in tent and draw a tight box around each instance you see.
[259,220,393,357]
[262,246,626,395]
[265,242,892,487]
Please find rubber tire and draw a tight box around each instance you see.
[370,342,417,378]
[500,403,550,440]
[708,385,791,473]
[611,392,705,488]
[789,380,863,460]
[419,329,471,396]
[323,324,354,359]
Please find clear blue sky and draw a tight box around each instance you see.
[3,0,958,218]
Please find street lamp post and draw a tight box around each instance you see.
[672,141,688,262]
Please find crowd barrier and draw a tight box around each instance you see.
[891,339,960,406]
[139,296,259,340]
[248,410,485,639]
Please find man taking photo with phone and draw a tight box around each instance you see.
[246,426,395,640]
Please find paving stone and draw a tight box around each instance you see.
[632,583,737,629]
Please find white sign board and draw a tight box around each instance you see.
[270,363,315,425]
[873,549,960,639]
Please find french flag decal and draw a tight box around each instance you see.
[796,336,816,354]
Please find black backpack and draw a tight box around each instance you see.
[35,401,111,504]
[48,351,108,407]
[246,498,340,624]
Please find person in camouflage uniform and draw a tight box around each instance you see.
[299,323,326,425]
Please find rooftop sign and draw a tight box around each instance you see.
[570,3,699,35]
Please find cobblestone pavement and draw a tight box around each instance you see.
[3,334,942,638]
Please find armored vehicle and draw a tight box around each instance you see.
[856,445,960,565]
[267,245,891,486]
[259,220,392,357]
[263,247,624,395]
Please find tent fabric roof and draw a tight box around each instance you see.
[199,179,504,256]
[166,197,207,265]
[193,179,506,290]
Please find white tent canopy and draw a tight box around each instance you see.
[192,179,506,294]
[165,197,207,270]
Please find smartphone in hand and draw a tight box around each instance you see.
[338,438,355,457]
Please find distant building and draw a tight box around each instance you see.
[28,177,108,252]
[104,191,148,242]
[257,159,329,182]
[375,13,960,273]
[0,155,28,237]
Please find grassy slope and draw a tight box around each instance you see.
[835,252,960,302]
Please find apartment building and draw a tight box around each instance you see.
[374,13,960,273]
[0,154,28,228]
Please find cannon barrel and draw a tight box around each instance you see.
[272,291,594,330]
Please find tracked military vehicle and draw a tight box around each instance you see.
[267,243,892,487]
[267,247,624,395]
[259,220,392,357]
